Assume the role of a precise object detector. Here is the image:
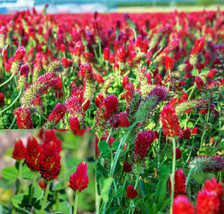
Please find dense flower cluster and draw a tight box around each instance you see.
[11,130,63,181]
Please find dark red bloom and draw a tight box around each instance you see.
[123,162,132,172]
[203,178,223,210]
[135,130,155,158]
[38,178,47,190]
[181,128,191,140]
[19,64,29,77]
[47,103,67,126]
[103,48,110,61]
[95,93,104,107]
[100,95,119,120]
[0,92,5,107]
[25,136,41,171]
[169,169,186,198]
[68,162,89,192]
[43,130,62,153]
[172,196,195,214]
[69,116,86,136]
[116,46,126,63]
[160,105,181,138]
[14,46,26,61]
[118,112,129,128]
[173,147,182,160]
[122,74,129,88]
[191,37,205,55]
[13,107,33,129]
[127,185,137,199]
[195,76,205,92]
[12,138,26,161]
[39,142,61,180]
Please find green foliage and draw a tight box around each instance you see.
[1,166,18,181]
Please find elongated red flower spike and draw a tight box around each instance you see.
[47,60,64,73]
[172,196,195,214]
[17,64,30,90]
[44,103,67,128]
[118,112,129,128]
[12,138,26,161]
[65,95,82,116]
[13,107,33,129]
[160,105,181,138]
[127,185,137,199]
[191,37,205,55]
[100,95,119,120]
[19,64,29,77]
[103,47,110,61]
[68,162,89,192]
[25,136,41,171]
[39,142,61,180]
[14,46,26,61]
[195,76,206,92]
[189,155,224,173]
[95,93,104,107]
[169,169,186,198]
[190,37,205,65]
[165,56,174,70]
[20,73,58,107]
[135,130,155,158]
[196,189,220,214]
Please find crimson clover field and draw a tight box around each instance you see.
[0,5,224,214]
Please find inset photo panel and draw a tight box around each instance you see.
[0,129,95,214]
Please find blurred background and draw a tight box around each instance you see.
[0,0,223,14]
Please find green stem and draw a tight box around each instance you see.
[188,85,196,100]
[29,173,37,205]
[40,181,51,214]
[0,73,15,88]
[9,116,17,129]
[186,168,194,188]
[15,161,23,194]
[36,110,48,121]
[73,192,79,214]
[56,191,59,212]
[0,90,22,114]
[95,177,100,214]
[170,138,176,214]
